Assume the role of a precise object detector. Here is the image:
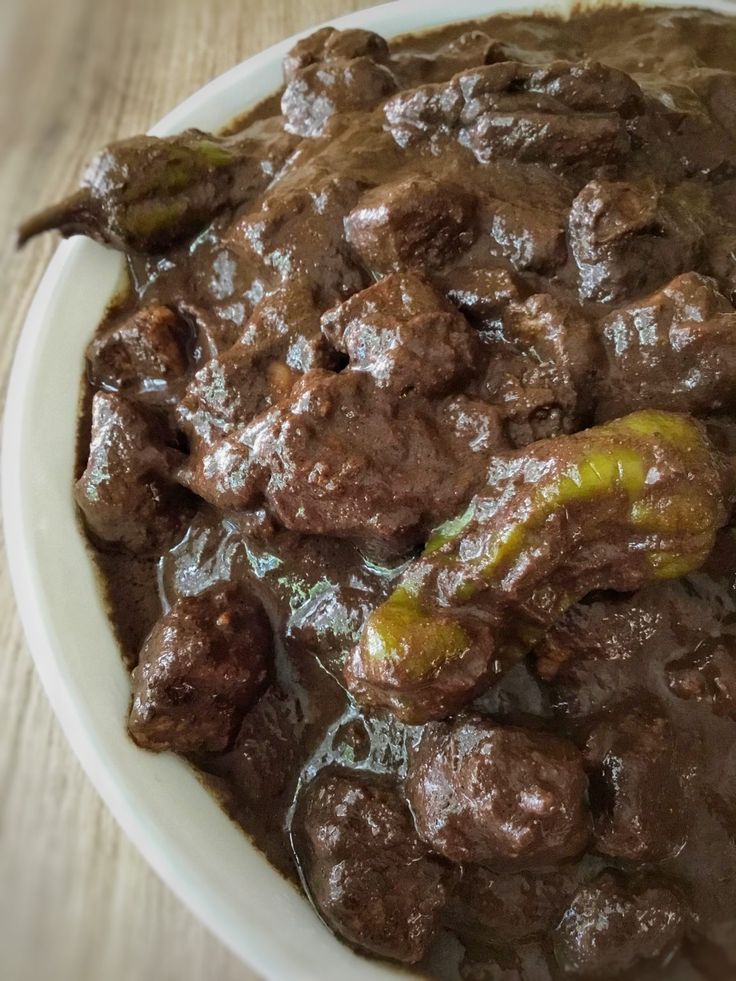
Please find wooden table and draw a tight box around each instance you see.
[0,2,375,978]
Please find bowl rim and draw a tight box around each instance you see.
[5,0,736,978]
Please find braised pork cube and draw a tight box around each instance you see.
[595,272,736,420]
[345,176,479,274]
[283,27,390,81]
[488,199,567,274]
[129,585,272,754]
[450,866,580,943]
[296,769,448,963]
[346,410,733,722]
[569,179,705,303]
[282,57,397,137]
[583,704,686,861]
[75,392,191,553]
[282,27,337,80]
[460,65,636,167]
[489,294,598,446]
[177,342,298,443]
[243,281,336,373]
[441,266,521,326]
[666,638,736,718]
[230,176,366,305]
[406,717,590,867]
[322,28,391,65]
[88,304,188,393]
[183,369,506,550]
[321,272,479,396]
[553,872,686,976]
[384,60,641,165]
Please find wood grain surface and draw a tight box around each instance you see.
[0,2,376,979]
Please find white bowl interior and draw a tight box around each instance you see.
[4,0,735,978]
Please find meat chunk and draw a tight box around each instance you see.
[569,179,705,302]
[666,638,736,718]
[487,294,598,446]
[441,266,521,327]
[283,27,390,81]
[346,411,732,722]
[658,67,736,178]
[240,281,335,372]
[465,108,626,168]
[321,273,480,396]
[321,28,391,65]
[406,717,591,867]
[488,199,567,274]
[214,686,301,805]
[183,369,506,550]
[75,392,192,553]
[229,175,366,305]
[384,60,641,166]
[296,769,448,963]
[282,57,397,137]
[449,865,580,943]
[177,343,298,443]
[88,304,189,393]
[129,585,272,753]
[282,26,337,80]
[345,176,479,274]
[595,272,736,420]
[553,872,686,976]
[583,703,686,861]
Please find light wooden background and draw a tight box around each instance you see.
[0,1,376,979]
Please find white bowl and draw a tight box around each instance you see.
[4,0,734,977]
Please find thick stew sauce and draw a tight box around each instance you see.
[21,5,736,978]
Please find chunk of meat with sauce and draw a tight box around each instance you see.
[384,60,642,166]
[406,717,591,867]
[238,281,336,372]
[583,703,687,862]
[182,368,506,550]
[88,304,189,394]
[440,266,521,328]
[210,686,302,806]
[487,199,567,274]
[128,585,272,753]
[229,175,367,304]
[485,294,598,446]
[321,272,480,396]
[569,179,705,303]
[282,57,397,138]
[595,272,736,420]
[345,176,479,274]
[282,28,390,81]
[296,769,448,963]
[346,411,733,722]
[177,344,297,443]
[75,391,192,553]
[666,638,736,718]
[655,68,736,178]
[553,872,686,977]
[177,280,336,439]
[449,865,581,943]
